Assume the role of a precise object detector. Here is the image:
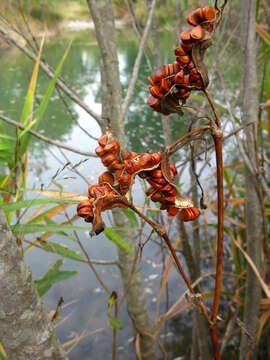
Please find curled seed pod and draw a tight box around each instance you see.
[180,41,193,53]
[95,146,106,157]
[147,178,166,190]
[98,171,114,186]
[108,160,124,171]
[176,55,190,65]
[153,67,165,83]
[174,46,187,57]
[186,7,204,26]
[147,95,161,111]
[151,192,163,202]
[180,29,194,45]
[202,6,216,22]
[151,152,162,164]
[150,168,163,179]
[175,70,185,84]
[101,153,117,167]
[98,134,108,147]
[180,207,200,222]
[190,25,204,40]
[160,78,170,93]
[150,86,164,99]
[173,61,181,74]
[169,164,178,176]
[148,75,155,86]
[77,199,94,223]
[146,187,156,197]
[104,141,120,154]
[167,206,179,217]
[88,184,108,200]
[150,177,167,185]
[160,203,169,210]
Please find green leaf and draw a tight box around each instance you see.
[19,37,44,157]
[104,228,133,255]
[11,223,88,235]
[109,317,123,330]
[122,208,138,228]
[35,259,78,297]
[39,241,85,262]
[20,42,71,154]
[1,197,77,212]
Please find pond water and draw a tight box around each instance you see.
[0,26,241,359]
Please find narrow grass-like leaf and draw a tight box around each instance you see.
[35,259,78,297]
[11,223,88,235]
[104,228,133,255]
[21,42,71,153]
[39,241,85,262]
[1,198,77,212]
[122,208,139,228]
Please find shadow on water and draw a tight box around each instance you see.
[0,26,241,359]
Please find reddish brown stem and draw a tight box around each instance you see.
[204,89,224,360]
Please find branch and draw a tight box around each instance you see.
[0,113,97,158]
[0,27,102,127]
[121,0,156,120]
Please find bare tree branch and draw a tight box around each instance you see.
[121,0,157,121]
[0,27,103,127]
[0,113,97,157]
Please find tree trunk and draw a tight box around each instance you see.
[0,208,67,360]
[240,1,263,358]
[86,1,156,358]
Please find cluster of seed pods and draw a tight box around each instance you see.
[77,131,201,235]
[147,6,217,115]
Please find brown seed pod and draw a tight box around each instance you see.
[148,75,155,86]
[175,70,185,84]
[150,86,164,99]
[98,171,115,186]
[104,141,120,154]
[174,46,187,57]
[202,6,216,22]
[190,25,204,40]
[147,95,161,111]
[98,134,108,147]
[167,206,179,217]
[101,153,117,167]
[176,55,190,65]
[180,41,193,53]
[95,146,106,157]
[77,199,94,223]
[186,7,204,26]
[180,29,194,45]
[160,78,170,93]
[173,61,181,74]
[180,207,200,222]
[153,67,165,83]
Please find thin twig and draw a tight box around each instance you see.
[0,114,97,157]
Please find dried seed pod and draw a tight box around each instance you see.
[175,70,185,84]
[95,146,106,157]
[176,55,190,65]
[180,41,193,53]
[151,192,163,202]
[98,134,108,147]
[180,207,200,222]
[148,76,155,86]
[180,29,194,45]
[174,46,187,57]
[202,6,216,22]
[150,86,164,99]
[186,7,204,26]
[150,169,163,179]
[147,95,161,111]
[146,187,156,197]
[160,78,170,93]
[77,199,94,223]
[108,160,124,171]
[173,61,181,74]
[167,206,179,217]
[190,25,204,40]
[98,171,114,186]
[88,184,107,200]
[101,153,117,167]
[153,67,165,83]
[104,141,120,154]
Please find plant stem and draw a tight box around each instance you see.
[204,89,224,360]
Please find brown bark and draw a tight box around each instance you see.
[239,0,263,358]
[0,208,67,360]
